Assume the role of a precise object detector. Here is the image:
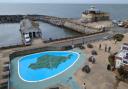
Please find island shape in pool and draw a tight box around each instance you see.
[29,54,72,70]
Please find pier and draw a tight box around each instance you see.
[37,15,68,27]
[0,14,113,48]
[0,15,23,23]
[0,6,114,48]
[20,16,42,45]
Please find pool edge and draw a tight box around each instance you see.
[18,51,80,82]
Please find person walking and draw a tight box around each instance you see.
[105,44,107,52]
[99,44,101,50]
[108,46,111,53]
[82,83,86,89]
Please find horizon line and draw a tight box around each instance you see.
[0,2,128,4]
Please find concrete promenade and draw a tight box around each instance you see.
[0,26,128,89]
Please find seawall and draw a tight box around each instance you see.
[0,14,113,48]
[0,15,112,34]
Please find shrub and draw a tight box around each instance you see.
[108,52,117,66]
[113,34,124,43]
[87,44,93,48]
[91,50,98,55]
[82,65,91,73]
[79,45,85,49]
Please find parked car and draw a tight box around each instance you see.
[118,21,124,27]
[24,33,31,45]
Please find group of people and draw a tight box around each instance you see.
[82,43,112,89]
[82,83,86,89]
[99,44,111,52]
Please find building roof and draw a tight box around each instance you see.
[87,6,99,12]
[82,6,107,15]
[116,50,128,64]
[20,18,40,33]
[124,43,128,46]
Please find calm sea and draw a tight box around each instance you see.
[0,4,128,47]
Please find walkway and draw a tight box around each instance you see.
[10,49,86,89]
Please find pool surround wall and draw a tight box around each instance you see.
[10,48,85,89]
[9,46,62,60]
[18,51,80,82]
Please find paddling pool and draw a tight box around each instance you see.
[18,51,79,82]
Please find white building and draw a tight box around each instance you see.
[20,17,41,38]
[115,43,128,69]
[81,6,109,22]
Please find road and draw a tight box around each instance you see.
[47,27,128,47]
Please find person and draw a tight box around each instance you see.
[108,46,111,52]
[82,83,86,89]
[67,77,72,82]
[92,56,96,64]
[105,45,107,52]
[99,44,101,50]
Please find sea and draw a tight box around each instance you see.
[0,4,128,47]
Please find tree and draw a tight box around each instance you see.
[91,50,98,55]
[82,65,91,73]
[113,34,124,44]
[108,53,116,66]
[107,52,117,71]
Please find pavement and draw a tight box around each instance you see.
[0,26,128,89]
[74,34,128,89]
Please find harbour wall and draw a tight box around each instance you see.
[0,14,112,48]
[64,21,101,34]
[0,15,23,23]
[43,30,104,43]
[9,31,112,60]
[9,46,62,60]
[0,15,111,34]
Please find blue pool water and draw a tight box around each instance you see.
[18,51,79,82]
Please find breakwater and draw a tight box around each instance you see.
[43,30,104,43]
[37,15,70,27]
[0,14,113,48]
[0,15,112,34]
[0,15,67,25]
[0,15,23,23]
[64,21,100,34]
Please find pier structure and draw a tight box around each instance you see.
[0,15,23,23]
[0,11,113,48]
[64,20,100,34]
[81,6,110,22]
[63,6,113,33]
[38,15,69,27]
[64,19,113,34]
[20,16,42,45]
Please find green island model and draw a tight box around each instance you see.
[29,54,72,70]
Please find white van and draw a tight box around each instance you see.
[24,33,31,45]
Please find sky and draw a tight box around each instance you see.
[0,0,128,4]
